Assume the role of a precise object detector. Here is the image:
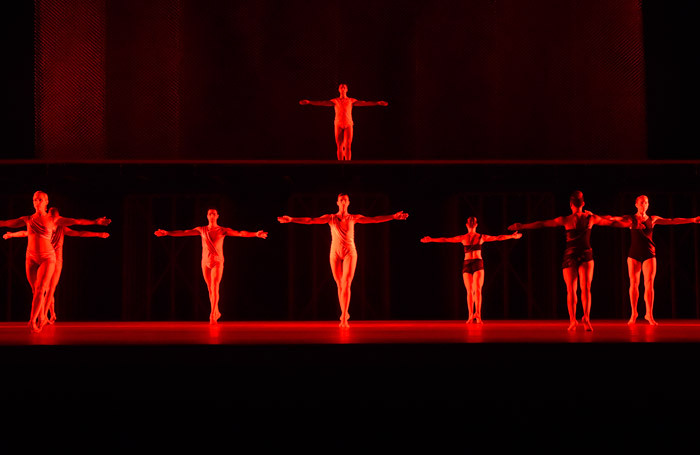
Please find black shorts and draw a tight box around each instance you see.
[462,259,484,274]
[627,253,655,263]
[562,249,593,269]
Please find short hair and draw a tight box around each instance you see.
[635,195,648,205]
[337,193,349,199]
[570,191,584,208]
[467,217,478,225]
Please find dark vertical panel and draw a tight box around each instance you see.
[34,0,106,159]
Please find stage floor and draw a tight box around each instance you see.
[3,320,700,446]
[2,319,700,345]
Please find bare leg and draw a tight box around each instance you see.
[202,262,224,323]
[334,125,344,160]
[462,273,474,323]
[45,260,63,324]
[29,260,55,332]
[627,258,642,324]
[25,258,38,329]
[642,258,658,325]
[562,267,579,330]
[339,255,358,327]
[329,254,345,325]
[472,269,485,324]
[344,126,353,161]
[329,253,357,327]
[578,260,594,331]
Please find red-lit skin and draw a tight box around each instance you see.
[299,84,388,160]
[421,218,522,324]
[154,209,268,323]
[508,196,616,331]
[3,207,110,324]
[602,195,700,326]
[0,191,111,332]
[278,194,408,327]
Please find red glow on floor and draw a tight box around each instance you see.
[2,320,700,346]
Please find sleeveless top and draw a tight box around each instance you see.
[628,217,655,259]
[198,226,223,263]
[329,214,357,256]
[564,214,592,253]
[463,235,483,254]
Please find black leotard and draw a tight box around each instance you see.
[628,217,655,262]
[562,214,593,269]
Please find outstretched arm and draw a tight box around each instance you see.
[223,228,268,239]
[0,217,26,229]
[481,232,523,242]
[299,100,334,106]
[353,100,388,107]
[355,211,409,224]
[64,228,109,238]
[653,215,700,226]
[278,215,332,225]
[421,234,464,243]
[596,214,633,228]
[508,217,564,230]
[154,228,199,237]
[57,216,111,227]
[3,230,27,239]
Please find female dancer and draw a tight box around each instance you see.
[0,191,111,332]
[604,195,700,325]
[508,191,616,331]
[299,84,388,160]
[3,207,110,324]
[154,208,267,323]
[421,217,522,324]
[278,193,408,327]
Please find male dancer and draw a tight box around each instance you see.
[300,84,388,160]
[155,209,267,323]
[278,193,408,327]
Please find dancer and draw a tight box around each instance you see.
[421,217,522,324]
[0,191,111,332]
[299,83,388,160]
[3,207,110,324]
[278,193,408,327]
[603,195,700,325]
[508,191,617,331]
[154,209,268,323]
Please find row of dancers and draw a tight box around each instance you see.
[2,190,699,332]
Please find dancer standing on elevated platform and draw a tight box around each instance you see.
[154,209,267,323]
[421,217,522,324]
[508,191,617,331]
[278,194,408,327]
[3,207,110,324]
[0,191,111,332]
[602,195,700,325]
[299,84,388,160]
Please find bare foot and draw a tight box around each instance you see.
[644,314,659,326]
[567,320,578,331]
[466,316,474,324]
[627,312,638,325]
[474,317,483,324]
[581,317,593,331]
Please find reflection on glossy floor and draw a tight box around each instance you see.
[2,320,700,345]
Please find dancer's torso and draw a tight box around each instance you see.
[333,98,355,128]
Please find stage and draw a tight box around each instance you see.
[2,320,699,447]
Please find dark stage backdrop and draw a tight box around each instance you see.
[27,0,650,160]
[1,163,699,322]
